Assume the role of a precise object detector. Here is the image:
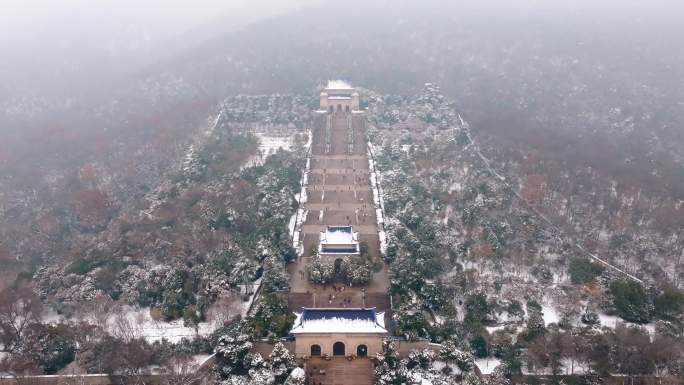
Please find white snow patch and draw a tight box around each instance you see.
[597,312,656,335]
[290,129,312,255]
[378,230,387,255]
[367,144,388,254]
[320,226,357,245]
[289,367,306,382]
[522,358,590,375]
[485,325,506,334]
[192,354,211,367]
[326,80,353,89]
[449,182,462,193]
[288,213,298,239]
[542,304,560,326]
[475,358,501,375]
[106,306,220,343]
[290,312,387,334]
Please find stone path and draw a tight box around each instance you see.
[287,111,389,311]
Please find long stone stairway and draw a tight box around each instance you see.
[287,111,389,311]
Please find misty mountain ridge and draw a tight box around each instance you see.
[3,0,682,198]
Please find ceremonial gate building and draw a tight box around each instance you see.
[290,308,388,358]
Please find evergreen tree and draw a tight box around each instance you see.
[581,309,600,326]
[214,322,255,378]
[343,256,371,286]
[523,300,546,341]
[306,253,334,284]
[483,367,511,385]
[268,342,296,384]
[284,367,305,385]
[440,340,475,372]
[251,294,295,338]
[610,279,653,323]
[374,341,407,385]
[470,335,489,358]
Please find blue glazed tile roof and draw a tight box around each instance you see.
[327,226,353,233]
[301,307,376,322]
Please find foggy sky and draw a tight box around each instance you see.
[2,0,682,102]
[0,0,320,47]
[3,0,683,48]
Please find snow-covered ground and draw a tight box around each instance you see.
[474,357,502,375]
[541,303,560,326]
[106,306,219,343]
[521,358,590,375]
[43,305,217,343]
[41,290,255,344]
[242,132,296,169]
[597,312,656,335]
[255,133,296,155]
[289,129,312,254]
[485,325,506,334]
[368,144,388,254]
[193,354,212,367]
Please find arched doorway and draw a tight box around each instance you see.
[310,344,321,356]
[345,105,350,113]
[356,344,368,357]
[337,104,342,112]
[329,106,334,113]
[333,341,345,356]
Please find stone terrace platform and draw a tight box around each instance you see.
[304,357,374,385]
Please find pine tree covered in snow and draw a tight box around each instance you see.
[250,294,295,338]
[268,342,296,383]
[366,83,457,129]
[219,94,313,128]
[440,340,475,373]
[261,255,289,293]
[306,253,334,284]
[463,373,483,385]
[246,367,275,385]
[26,323,77,375]
[483,368,511,385]
[523,300,546,341]
[215,322,255,378]
[343,256,372,286]
[181,145,206,182]
[406,349,436,371]
[257,170,295,222]
[374,341,407,385]
[581,309,600,326]
[284,367,305,385]
[375,343,469,385]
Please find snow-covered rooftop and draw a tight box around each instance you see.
[321,226,356,244]
[290,308,388,334]
[319,226,359,254]
[326,80,353,90]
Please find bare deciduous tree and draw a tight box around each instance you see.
[161,354,205,385]
[0,286,43,353]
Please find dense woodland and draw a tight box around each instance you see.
[367,84,684,383]
[0,95,308,379]
[1,83,683,383]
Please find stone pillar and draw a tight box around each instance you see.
[319,92,329,110]
[351,92,360,111]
